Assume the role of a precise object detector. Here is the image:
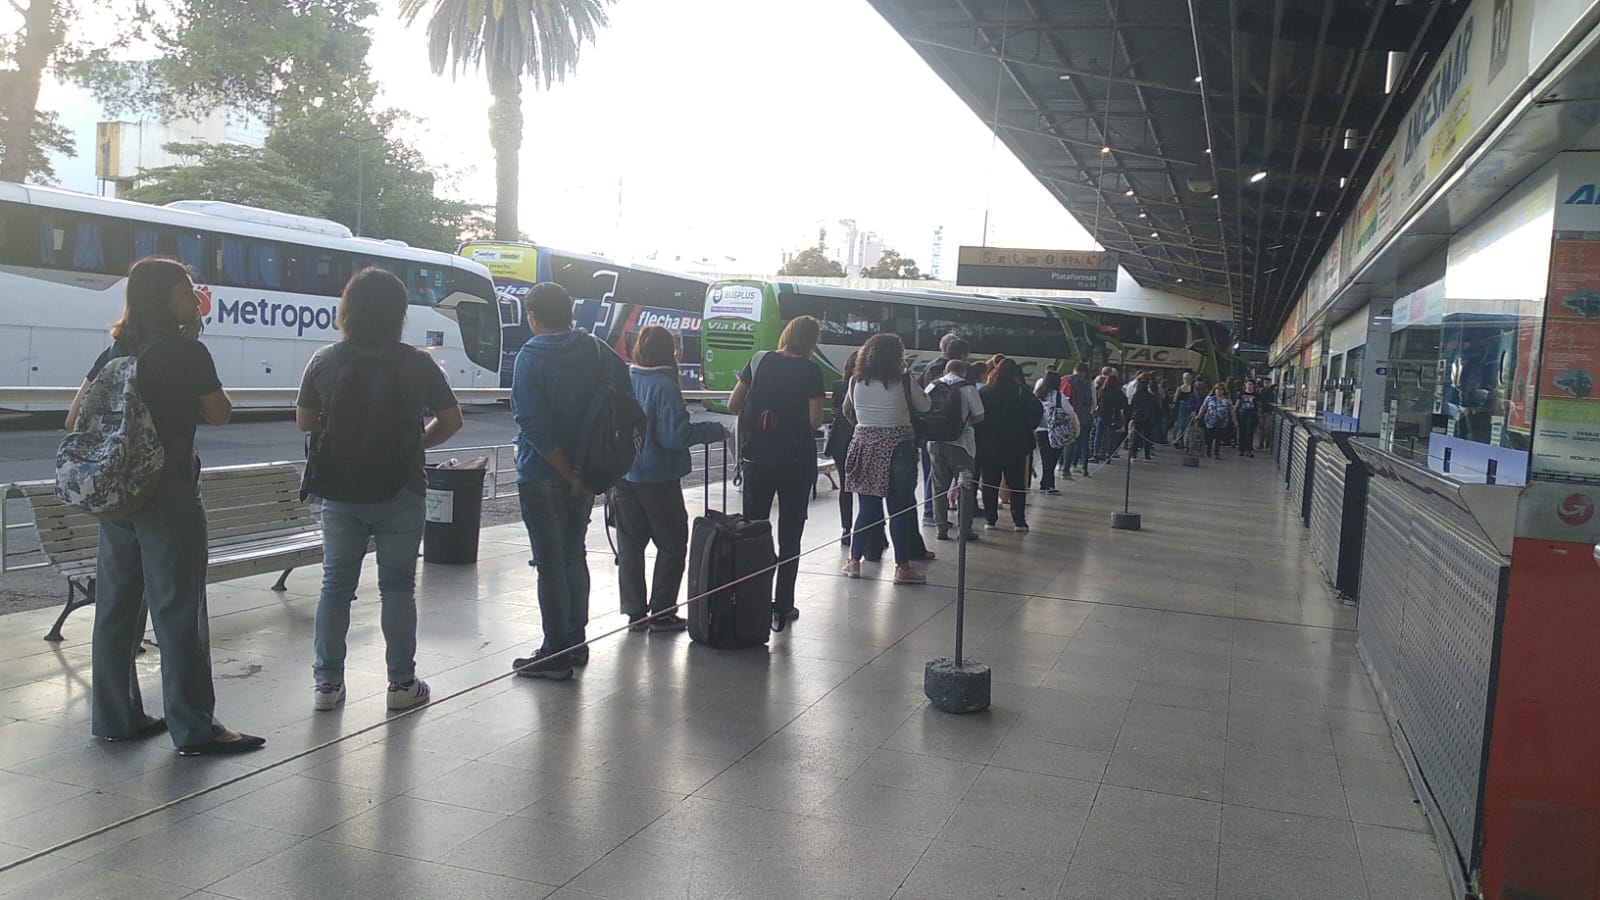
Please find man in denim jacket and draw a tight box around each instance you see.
[510,283,629,680]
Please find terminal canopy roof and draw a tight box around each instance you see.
[868,0,1466,340]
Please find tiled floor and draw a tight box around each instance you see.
[0,447,1455,899]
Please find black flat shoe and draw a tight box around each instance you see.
[105,716,166,742]
[176,732,265,757]
[771,611,788,633]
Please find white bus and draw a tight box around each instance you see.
[0,183,502,410]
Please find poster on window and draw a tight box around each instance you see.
[1531,239,1600,482]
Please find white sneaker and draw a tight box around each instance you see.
[842,559,862,579]
[313,682,345,711]
[386,678,431,710]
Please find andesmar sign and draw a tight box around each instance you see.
[1344,0,1533,273]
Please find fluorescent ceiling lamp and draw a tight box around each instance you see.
[1059,73,1072,80]
[1150,231,1159,238]
[1249,171,1268,183]
[1124,189,1135,196]
[1193,75,1203,83]
[1100,146,1111,154]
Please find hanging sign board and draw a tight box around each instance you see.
[955,247,1119,292]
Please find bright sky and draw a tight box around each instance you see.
[40,0,1096,278]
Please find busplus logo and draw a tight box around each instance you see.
[199,285,338,337]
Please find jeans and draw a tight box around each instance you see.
[743,459,815,615]
[1069,422,1092,472]
[1035,433,1062,489]
[92,472,221,748]
[613,479,689,617]
[519,479,595,653]
[980,451,1029,527]
[929,442,974,531]
[314,489,426,685]
[851,440,919,565]
[1095,418,1121,459]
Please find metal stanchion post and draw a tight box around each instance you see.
[925,470,990,713]
[1112,431,1142,530]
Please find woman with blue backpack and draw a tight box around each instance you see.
[63,257,263,757]
[1033,370,1073,494]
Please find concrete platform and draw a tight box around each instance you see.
[0,449,1453,899]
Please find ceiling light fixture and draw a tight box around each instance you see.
[1125,189,1135,197]
[1249,171,1268,184]
[1101,145,1112,155]
[1211,193,1220,200]
[1150,231,1159,238]
[1138,212,1147,218]
[1059,73,1072,81]
[1176,277,1184,283]
[1193,75,1203,84]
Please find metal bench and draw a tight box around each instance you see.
[19,462,324,642]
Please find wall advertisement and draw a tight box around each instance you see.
[1530,238,1600,483]
[1343,0,1535,276]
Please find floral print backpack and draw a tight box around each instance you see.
[55,352,166,518]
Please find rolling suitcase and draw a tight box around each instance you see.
[687,442,775,649]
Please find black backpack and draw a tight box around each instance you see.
[303,345,420,503]
[571,337,647,495]
[921,379,969,443]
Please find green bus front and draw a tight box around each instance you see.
[701,280,785,411]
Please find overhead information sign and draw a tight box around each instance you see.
[955,246,1119,292]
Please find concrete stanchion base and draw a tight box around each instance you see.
[924,658,991,713]
[1111,512,1142,530]
[1181,456,1200,468]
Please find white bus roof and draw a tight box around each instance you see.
[1,181,490,277]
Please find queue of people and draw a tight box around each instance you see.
[70,263,1280,744]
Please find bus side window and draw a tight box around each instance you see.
[0,202,40,267]
[1145,317,1188,348]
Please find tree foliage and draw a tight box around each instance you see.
[73,0,380,122]
[76,0,483,251]
[0,86,76,183]
[125,142,328,216]
[863,248,927,280]
[777,246,844,278]
[399,0,615,240]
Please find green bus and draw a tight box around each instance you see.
[700,280,1232,402]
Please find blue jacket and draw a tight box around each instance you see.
[511,329,629,483]
[625,365,724,483]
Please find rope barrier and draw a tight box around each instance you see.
[0,431,1164,874]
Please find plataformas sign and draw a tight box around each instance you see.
[955,246,1119,292]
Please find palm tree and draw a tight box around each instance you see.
[399,0,612,240]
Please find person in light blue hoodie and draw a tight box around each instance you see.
[615,326,727,632]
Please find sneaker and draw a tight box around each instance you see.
[1013,523,1030,533]
[627,615,650,633]
[513,650,574,681]
[984,522,998,530]
[842,559,862,579]
[386,678,430,710]
[964,530,982,541]
[647,614,689,633]
[893,566,927,585]
[569,645,590,667]
[313,682,345,711]
[936,526,951,541]
[1044,487,1061,495]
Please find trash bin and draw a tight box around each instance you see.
[424,461,487,564]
